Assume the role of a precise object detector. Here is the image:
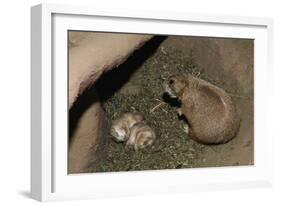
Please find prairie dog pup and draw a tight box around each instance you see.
[164,74,240,144]
[126,122,156,151]
[110,112,144,142]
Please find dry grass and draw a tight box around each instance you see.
[89,39,209,173]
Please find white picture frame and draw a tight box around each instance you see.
[31,3,274,202]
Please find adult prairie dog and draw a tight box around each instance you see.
[164,74,240,144]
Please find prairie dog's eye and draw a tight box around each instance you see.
[169,79,175,84]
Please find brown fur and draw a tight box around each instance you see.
[164,74,240,144]
[125,122,156,151]
[110,112,144,142]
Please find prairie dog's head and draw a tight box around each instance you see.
[125,122,156,151]
[164,75,189,98]
[110,112,144,142]
[110,122,129,142]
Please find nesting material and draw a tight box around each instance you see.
[91,45,207,172]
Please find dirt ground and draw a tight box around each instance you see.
[82,35,254,172]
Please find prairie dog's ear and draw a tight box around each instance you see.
[168,75,188,95]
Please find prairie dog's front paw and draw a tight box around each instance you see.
[177,108,183,116]
[183,124,189,134]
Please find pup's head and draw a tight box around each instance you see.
[135,132,155,151]
[110,124,129,142]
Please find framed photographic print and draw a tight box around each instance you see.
[31,3,274,201]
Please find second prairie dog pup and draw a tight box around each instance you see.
[125,122,156,151]
[110,113,144,142]
[164,74,240,144]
